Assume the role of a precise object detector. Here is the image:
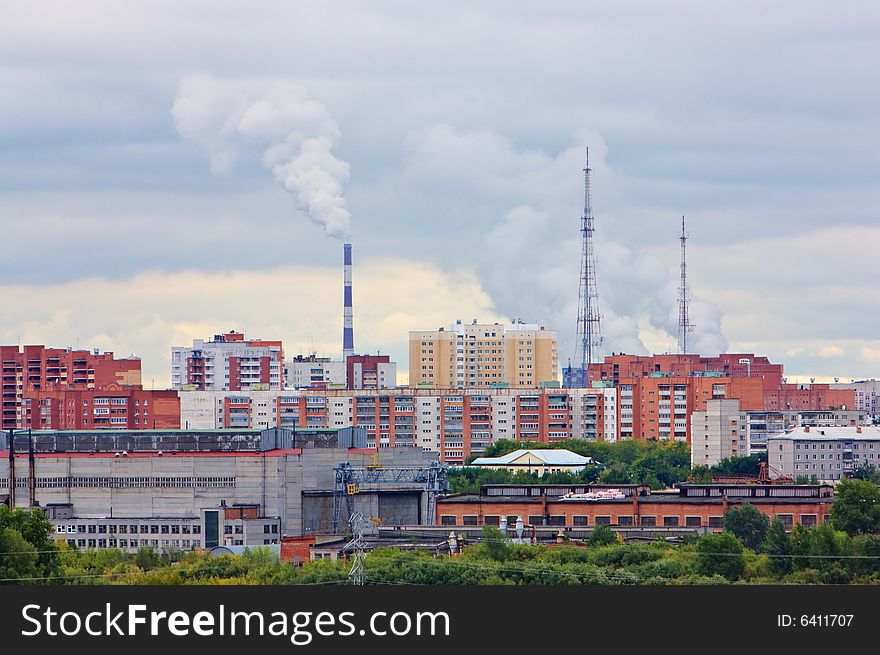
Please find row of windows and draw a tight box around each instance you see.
[441,513,822,528]
[64,538,197,549]
[56,523,202,535]
[15,476,238,489]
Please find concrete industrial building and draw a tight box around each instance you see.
[690,399,747,467]
[767,425,880,482]
[172,331,284,391]
[409,320,558,388]
[1,345,142,431]
[1,427,438,552]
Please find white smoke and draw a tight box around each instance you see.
[408,126,731,359]
[172,76,351,239]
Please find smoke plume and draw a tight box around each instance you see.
[172,76,351,239]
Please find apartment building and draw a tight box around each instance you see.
[1,344,143,431]
[767,425,880,482]
[764,383,855,412]
[830,379,879,418]
[21,388,180,430]
[347,354,396,389]
[179,386,618,464]
[690,399,747,467]
[285,355,346,389]
[409,320,558,388]
[617,375,763,444]
[171,331,284,391]
[588,353,783,394]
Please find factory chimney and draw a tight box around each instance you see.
[343,243,354,359]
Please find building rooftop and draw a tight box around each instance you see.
[772,426,880,440]
[471,449,593,467]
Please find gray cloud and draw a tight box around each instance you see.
[0,1,876,379]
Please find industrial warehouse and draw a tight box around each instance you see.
[1,427,441,552]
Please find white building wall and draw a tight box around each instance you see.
[690,399,746,467]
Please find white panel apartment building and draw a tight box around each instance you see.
[768,425,880,482]
[690,399,748,467]
[285,355,346,388]
[830,379,880,418]
[179,386,619,463]
[171,332,284,391]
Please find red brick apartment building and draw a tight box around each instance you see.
[436,483,833,531]
[20,387,180,430]
[617,375,763,444]
[589,353,784,394]
[765,384,855,412]
[1,345,142,431]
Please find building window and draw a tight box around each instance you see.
[548,515,565,526]
[528,515,544,526]
[685,516,702,527]
[708,516,723,528]
[462,516,478,526]
[641,516,656,527]
[663,516,679,527]
[777,514,794,529]
[440,516,457,526]
[573,516,589,527]
[800,514,818,528]
[483,515,500,526]
[617,516,633,527]
[595,516,611,525]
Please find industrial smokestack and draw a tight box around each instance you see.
[343,243,354,359]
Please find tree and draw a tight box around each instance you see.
[0,507,59,579]
[762,518,793,575]
[479,526,512,561]
[589,524,618,547]
[695,531,745,581]
[723,503,770,551]
[0,527,40,583]
[830,478,880,536]
[850,462,880,484]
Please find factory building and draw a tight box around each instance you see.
[767,425,880,482]
[171,331,284,391]
[409,320,558,388]
[1,344,142,431]
[436,482,834,531]
[1,427,437,552]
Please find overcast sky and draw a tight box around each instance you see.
[1,1,877,387]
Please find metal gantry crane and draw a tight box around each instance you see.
[331,461,448,535]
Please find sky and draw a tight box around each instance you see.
[0,1,878,388]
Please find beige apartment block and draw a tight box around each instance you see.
[409,320,558,388]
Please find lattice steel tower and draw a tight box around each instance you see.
[565,147,603,387]
[677,215,695,354]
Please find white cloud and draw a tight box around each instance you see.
[0,259,503,387]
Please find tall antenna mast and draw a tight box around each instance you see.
[567,147,603,387]
[677,215,695,354]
